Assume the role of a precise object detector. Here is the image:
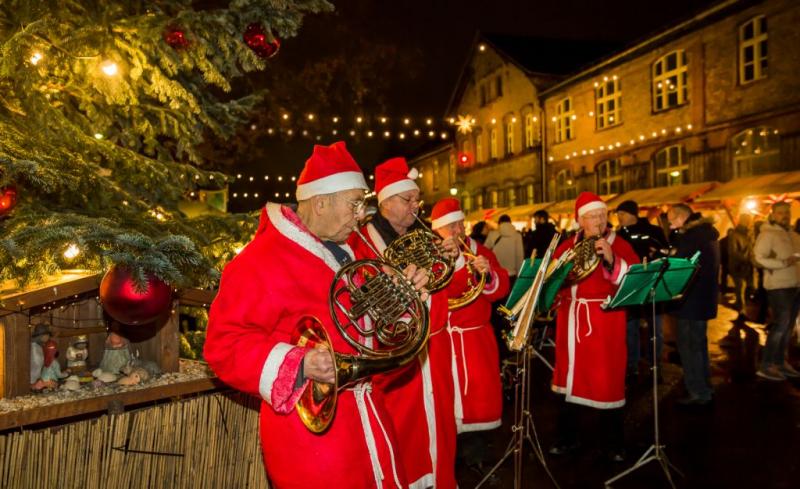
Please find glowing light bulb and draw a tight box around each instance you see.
[307,114,315,121]
[94,133,104,140]
[479,44,486,52]
[403,118,410,125]
[356,116,363,123]
[30,52,43,65]
[249,176,254,182]
[440,132,448,139]
[282,113,289,120]
[101,61,118,76]
[63,244,80,259]
[450,188,458,196]
[332,116,339,123]
[744,199,758,211]
[426,118,433,125]
[278,176,283,181]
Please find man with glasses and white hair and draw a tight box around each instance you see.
[350,156,459,489]
[205,142,429,489]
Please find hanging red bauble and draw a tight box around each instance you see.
[0,186,17,217]
[243,23,281,59]
[99,266,173,326]
[164,25,190,50]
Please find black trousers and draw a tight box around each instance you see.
[555,398,624,450]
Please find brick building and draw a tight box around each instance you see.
[413,0,800,228]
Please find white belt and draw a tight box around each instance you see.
[447,325,483,396]
[568,297,606,343]
[350,382,402,489]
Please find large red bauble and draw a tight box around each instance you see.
[0,186,17,216]
[99,266,173,325]
[243,23,281,58]
[164,25,190,49]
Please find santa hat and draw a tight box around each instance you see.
[575,191,607,218]
[375,157,419,204]
[295,141,368,201]
[431,198,465,229]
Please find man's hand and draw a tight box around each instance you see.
[470,255,491,274]
[440,236,460,259]
[303,347,335,384]
[403,263,430,301]
[595,238,615,265]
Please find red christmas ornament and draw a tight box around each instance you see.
[164,25,190,49]
[99,266,173,325]
[243,23,281,59]
[0,186,17,216]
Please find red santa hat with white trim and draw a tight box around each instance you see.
[375,157,419,204]
[575,191,607,218]
[295,141,368,200]
[430,198,465,230]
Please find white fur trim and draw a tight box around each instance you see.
[407,168,419,179]
[565,284,578,399]
[266,203,348,272]
[258,342,295,405]
[482,270,500,295]
[295,171,368,201]
[459,419,502,433]
[366,222,388,254]
[418,348,438,484]
[454,253,466,272]
[377,179,419,204]
[431,210,465,229]
[613,258,628,285]
[577,200,607,218]
[409,474,435,489]
[552,385,625,409]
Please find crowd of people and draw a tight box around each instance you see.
[201,141,800,488]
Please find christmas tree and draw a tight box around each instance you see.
[0,0,332,289]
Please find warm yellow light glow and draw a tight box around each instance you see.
[450,187,458,196]
[381,117,387,124]
[413,129,420,136]
[356,116,363,123]
[234,246,244,255]
[548,156,554,161]
[588,111,594,117]
[384,131,391,138]
[248,176,254,182]
[243,193,248,198]
[30,52,43,65]
[101,61,118,76]
[285,192,290,198]
[282,113,289,120]
[551,116,557,122]
[236,173,242,179]
[291,176,296,182]
[333,116,339,123]
[367,131,373,137]
[479,44,486,52]
[267,128,274,134]
[332,129,337,135]
[571,114,577,120]
[426,118,433,125]
[440,132,448,139]
[254,192,259,198]
[669,171,680,178]
[264,175,269,180]
[278,176,283,181]
[63,244,80,260]
[687,124,693,130]
[448,117,455,124]
[94,133,103,140]
[287,129,294,135]
[511,117,517,123]
[307,114,315,121]
[274,192,279,198]
[349,130,356,136]
[491,118,497,124]
[403,118,410,125]
[399,133,406,139]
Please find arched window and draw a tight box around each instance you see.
[652,50,688,112]
[524,113,536,148]
[505,119,515,156]
[654,145,688,186]
[596,159,623,194]
[556,169,577,201]
[730,127,779,177]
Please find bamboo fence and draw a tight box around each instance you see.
[0,392,268,488]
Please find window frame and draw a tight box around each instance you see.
[556,169,577,201]
[595,78,622,130]
[652,50,688,112]
[490,128,498,159]
[555,97,574,143]
[730,126,780,177]
[654,145,688,187]
[524,113,535,148]
[596,159,623,195]
[505,119,514,156]
[739,15,768,84]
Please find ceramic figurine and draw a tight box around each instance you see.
[40,339,67,382]
[30,324,51,388]
[66,335,89,372]
[98,331,132,376]
[117,367,150,386]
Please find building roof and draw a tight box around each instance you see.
[694,171,800,202]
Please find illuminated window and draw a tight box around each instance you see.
[731,127,779,177]
[505,119,514,156]
[652,51,688,112]
[556,169,577,201]
[507,187,516,206]
[476,134,483,163]
[595,79,621,129]
[654,145,687,186]
[490,189,499,207]
[555,97,574,143]
[524,113,536,148]
[739,16,768,84]
[596,159,622,194]
[526,183,535,204]
[490,128,498,159]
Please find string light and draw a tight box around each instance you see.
[307,114,315,121]
[282,113,289,120]
[264,175,269,180]
[356,116,363,124]
[367,131,373,137]
[30,52,43,65]
[94,133,103,140]
[403,118,410,125]
[63,244,80,260]
[349,130,356,136]
[426,118,433,125]
[384,131,391,138]
[248,176,254,182]
[285,192,290,198]
[267,128,274,134]
[332,116,339,123]
[101,61,118,76]
[277,176,283,181]
[291,176,296,182]
[236,174,242,179]
[380,117,387,124]
[399,133,406,140]
[440,132,448,139]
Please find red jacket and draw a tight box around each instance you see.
[205,204,406,488]
[445,237,509,432]
[348,221,458,489]
[551,230,639,408]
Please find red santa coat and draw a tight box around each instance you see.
[445,237,509,432]
[551,230,639,408]
[204,204,406,489]
[348,222,458,489]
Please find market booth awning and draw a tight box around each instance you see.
[464,207,509,223]
[504,202,555,221]
[605,182,718,209]
[694,171,800,203]
[548,194,618,216]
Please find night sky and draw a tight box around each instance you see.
[227,0,718,211]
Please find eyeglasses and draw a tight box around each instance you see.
[335,194,366,216]
[394,194,421,206]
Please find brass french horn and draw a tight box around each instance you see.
[447,237,487,311]
[294,229,430,433]
[544,234,601,285]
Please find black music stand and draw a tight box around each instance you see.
[602,254,698,489]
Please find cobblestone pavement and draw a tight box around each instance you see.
[455,303,800,489]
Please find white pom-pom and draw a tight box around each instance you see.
[407,168,419,180]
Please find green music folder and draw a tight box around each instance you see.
[505,257,572,314]
[604,254,699,309]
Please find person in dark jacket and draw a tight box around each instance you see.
[667,204,720,406]
[615,200,669,383]
[728,214,754,318]
[470,221,489,245]
[526,210,558,258]
[719,228,732,294]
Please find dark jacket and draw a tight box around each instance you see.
[667,213,720,320]
[728,224,753,278]
[617,218,668,262]
[526,221,557,259]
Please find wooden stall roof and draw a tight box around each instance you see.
[694,171,800,202]
[503,202,555,221]
[0,271,102,318]
[464,207,509,223]
[548,194,617,216]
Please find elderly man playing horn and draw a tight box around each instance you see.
[348,157,458,489]
[205,142,429,489]
[431,197,510,473]
[547,191,639,463]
